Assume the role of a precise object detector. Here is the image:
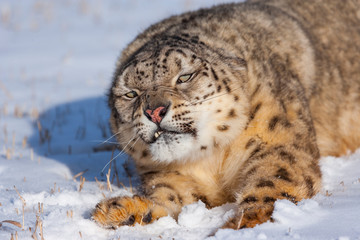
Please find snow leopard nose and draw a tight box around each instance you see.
[143,90,170,124]
[144,106,168,124]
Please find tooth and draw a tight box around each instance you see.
[154,131,163,139]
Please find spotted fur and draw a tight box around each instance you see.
[92,0,360,230]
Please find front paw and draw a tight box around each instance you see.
[223,205,274,229]
[92,195,164,229]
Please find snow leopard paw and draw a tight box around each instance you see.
[92,195,167,229]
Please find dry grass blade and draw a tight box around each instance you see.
[0,220,22,228]
[14,186,25,205]
[31,217,38,240]
[39,217,44,240]
[14,105,23,118]
[50,183,57,194]
[13,186,26,230]
[94,177,104,190]
[73,169,89,181]
[31,108,39,119]
[0,80,13,99]
[105,150,115,192]
[10,231,17,240]
[79,176,85,192]
[31,215,45,240]
[119,182,128,191]
[236,210,244,230]
[106,167,112,192]
[6,148,12,160]
[66,210,73,219]
[38,202,43,214]
[325,190,332,197]
[37,120,44,144]
[22,136,27,148]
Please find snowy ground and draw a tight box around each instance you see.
[1,0,360,239]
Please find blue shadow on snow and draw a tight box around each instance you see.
[28,96,137,185]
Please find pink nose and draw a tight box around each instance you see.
[145,106,166,124]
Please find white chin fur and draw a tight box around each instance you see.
[149,134,196,163]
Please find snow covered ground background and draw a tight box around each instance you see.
[0,0,359,239]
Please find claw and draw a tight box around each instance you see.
[142,211,152,224]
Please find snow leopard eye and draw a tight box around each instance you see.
[124,90,138,99]
[177,73,193,84]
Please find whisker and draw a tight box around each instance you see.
[90,140,120,145]
[97,131,122,145]
[101,135,139,173]
[91,140,108,143]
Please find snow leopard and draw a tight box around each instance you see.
[92,0,360,230]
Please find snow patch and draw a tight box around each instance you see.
[178,201,235,229]
[272,199,325,227]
